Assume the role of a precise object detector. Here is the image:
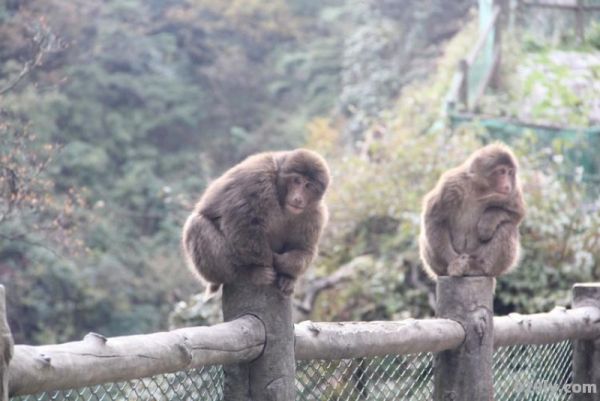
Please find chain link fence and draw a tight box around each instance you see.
[11,367,224,401]
[11,340,575,401]
[494,340,573,401]
[296,354,433,401]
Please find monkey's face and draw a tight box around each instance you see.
[282,173,323,215]
[488,164,515,195]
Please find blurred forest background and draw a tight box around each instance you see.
[1,0,599,345]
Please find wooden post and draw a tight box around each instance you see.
[434,277,494,401]
[508,0,517,33]
[575,0,584,45]
[494,0,509,26]
[0,286,13,401]
[459,59,470,111]
[572,283,600,401]
[222,271,295,401]
[491,0,504,89]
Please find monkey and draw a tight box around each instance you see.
[182,149,330,298]
[419,143,525,279]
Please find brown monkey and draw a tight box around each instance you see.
[182,149,329,297]
[419,143,525,279]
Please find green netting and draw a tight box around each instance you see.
[449,114,600,196]
[11,341,575,401]
[451,0,600,172]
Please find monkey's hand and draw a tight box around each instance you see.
[273,250,314,277]
[448,254,470,276]
[249,266,277,286]
[276,274,296,296]
[477,219,497,243]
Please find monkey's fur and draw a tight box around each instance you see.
[182,149,330,297]
[419,143,526,279]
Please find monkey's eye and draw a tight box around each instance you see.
[293,176,302,185]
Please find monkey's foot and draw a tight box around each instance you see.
[277,275,296,296]
[448,254,470,276]
[249,266,277,286]
[472,257,494,276]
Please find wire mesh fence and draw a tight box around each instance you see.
[494,340,573,401]
[11,341,576,401]
[11,366,224,401]
[296,354,433,401]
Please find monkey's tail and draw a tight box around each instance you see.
[203,283,222,301]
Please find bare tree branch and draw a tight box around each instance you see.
[0,19,66,95]
[294,256,373,319]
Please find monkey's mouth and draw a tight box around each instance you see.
[286,204,304,214]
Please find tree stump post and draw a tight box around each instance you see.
[459,59,470,111]
[575,0,584,45]
[0,285,13,401]
[491,0,505,89]
[434,277,494,401]
[572,283,600,401]
[222,271,295,401]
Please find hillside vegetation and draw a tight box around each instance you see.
[1,0,598,344]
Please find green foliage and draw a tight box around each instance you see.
[2,0,598,344]
[0,0,350,343]
[588,21,600,50]
[305,20,600,322]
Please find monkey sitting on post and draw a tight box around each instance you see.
[182,149,330,298]
[419,143,526,279]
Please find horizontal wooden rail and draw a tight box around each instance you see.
[494,306,600,347]
[295,318,465,360]
[521,0,600,11]
[9,315,265,397]
[295,305,600,360]
[10,305,600,397]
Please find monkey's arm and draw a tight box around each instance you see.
[273,248,315,295]
[422,183,464,270]
[273,249,316,277]
[477,190,525,242]
[478,192,525,219]
[273,209,325,294]
[222,205,275,267]
[472,222,520,276]
[477,208,513,242]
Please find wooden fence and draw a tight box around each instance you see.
[447,0,600,114]
[4,279,600,401]
[520,0,600,43]
[447,2,502,112]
